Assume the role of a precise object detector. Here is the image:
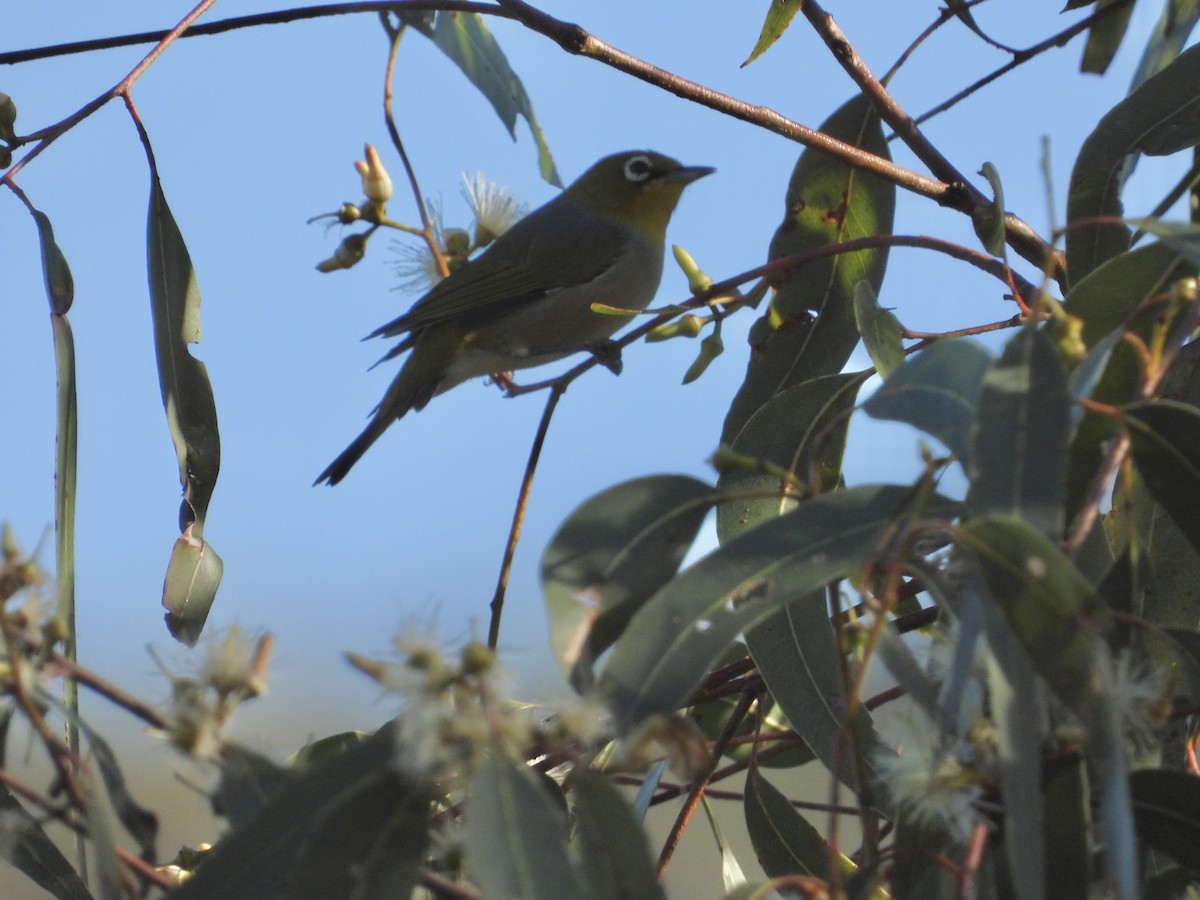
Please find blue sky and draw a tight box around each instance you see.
[1,0,1182,773]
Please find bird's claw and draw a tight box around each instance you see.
[588,340,623,375]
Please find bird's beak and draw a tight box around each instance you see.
[663,165,716,185]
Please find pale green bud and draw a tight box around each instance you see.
[672,244,713,294]
[0,92,15,144]
[682,332,723,384]
[646,314,704,343]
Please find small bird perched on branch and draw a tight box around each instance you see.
[316,150,713,485]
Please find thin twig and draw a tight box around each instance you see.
[656,690,757,878]
[487,383,563,648]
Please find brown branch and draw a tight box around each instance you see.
[0,2,512,67]
[796,0,1062,282]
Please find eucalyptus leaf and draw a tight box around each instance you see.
[601,485,957,732]
[540,474,714,687]
[32,208,74,315]
[744,768,835,879]
[148,177,222,643]
[1129,0,1200,90]
[723,95,894,440]
[0,789,92,899]
[862,338,992,468]
[974,162,1007,257]
[718,372,867,542]
[569,770,665,900]
[742,0,803,66]
[969,326,1072,539]
[1080,0,1135,75]
[852,281,905,379]
[407,12,559,185]
[1130,768,1200,873]
[1125,400,1200,555]
[1066,44,1200,285]
[465,753,582,899]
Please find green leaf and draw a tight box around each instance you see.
[1125,400,1200,555]
[568,771,665,900]
[32,209,74,315]
[0,788,92,899]
[1128,219,1200,268]
[701,797,747,892]
[744,769,834,879]
[600,484,955,731]
[75,719,157,859]
[747,592,889,808]
[853,281,905,379]
[1129,0,1200,89]
[540,475,713,687]
[1063,241,1192,346]
[50,312,78,736]
[973,162,1008,257]
[959,517,1103,713]
[742,0,803,66]
[1066,44,1200,286]
[1130,769,1200,874]
[172,724,425,900]
[717,372,867,542]
[148,178,222,644]
[213,746,294,828]
[410,13,559,186]
[1080,0,1135,74]
[862,338,993,468]
[969,326,1072,539]
[465,753,582,899]
[723,95,895,441]
[1041,755,1092,900]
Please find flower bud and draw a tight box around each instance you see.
[672,244,713,294]
[354,144,393,204]
[646,315,704,343]
[0,92,15,144]
[316,233,367,272]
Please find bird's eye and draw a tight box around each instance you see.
[623,155,653,182]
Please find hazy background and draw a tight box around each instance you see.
[1,1,1186,895]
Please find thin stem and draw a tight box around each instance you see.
[656,690,757,878]
[487,383,563,648]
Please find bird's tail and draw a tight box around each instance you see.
[315,346,444,486]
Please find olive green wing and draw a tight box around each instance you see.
[368,196,621,339]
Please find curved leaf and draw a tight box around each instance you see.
[540,475,714,686]
[32,209,74,315]
[723,95,895,441]
[1125,400,1200,555]
[862,338,992,467]
[465,753,582,899]
[0,789,91,900]
[718,372,867,542]
[406,12,559,185]
[742,0,803,66]
[744,767,836,879]
[853,281,905,379]
[973,162,1007,257]
[1130,0,1200,90]
[1066,44,1200,285]
[148,178,222,644]
[969,326,1072,539]
[600,485,957,731]
[569,771,664,900]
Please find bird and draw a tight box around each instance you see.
[316,150,713,485]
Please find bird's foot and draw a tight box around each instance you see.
[490,372,518,394]
[587,340,623,376]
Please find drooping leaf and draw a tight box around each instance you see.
[862,338,993,468]
[74,718,157,860]
[1066,43,1200,285]
[147,177,222,644]
[969,326,1072,539]
[744,768,836,879]
[1125,400,1200,555]
[406,12,559,185]
[748,591,890,809]
[973,162,1008,257]
[0,788,92,900]
[172,724,425,900]
[465,753,582,899]
[959,517,1103,713]
[32,209,74,315]
[1131,768,1200,873]
[1080,0,1135,75]
[600,485,955,731]
[1129,0,1200,90]
[702,797,747,892]
[723,95,895,440]
[742,0,803,66]
[717,372,867,542]
[852,281,905,379]
[540,475,714,688]
[569,771,665,900]
[1041,754,1092,900]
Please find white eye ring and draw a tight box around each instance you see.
[623,155,653,182]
